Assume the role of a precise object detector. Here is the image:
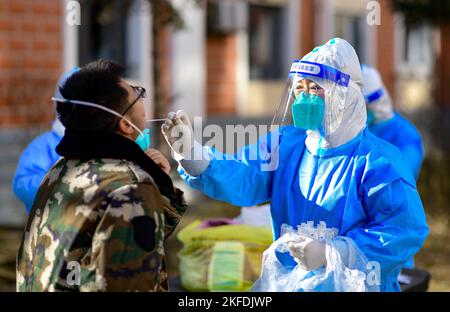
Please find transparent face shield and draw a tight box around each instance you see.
[270,60,352,136]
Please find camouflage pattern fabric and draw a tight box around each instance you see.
[16,157,187,292]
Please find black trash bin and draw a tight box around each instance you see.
[399,268,431,292]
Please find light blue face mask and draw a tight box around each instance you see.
[291,92,325,130]
[135,128,151,151]
[365,88,384,126]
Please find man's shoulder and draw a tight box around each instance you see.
[393,113,422,141]
[98,158,155,185]
[45,158,152,183]
[37,158,157,208]
[29,158,162,230]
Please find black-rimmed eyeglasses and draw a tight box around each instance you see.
[122,85,146,115]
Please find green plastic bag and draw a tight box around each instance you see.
[177,220,273,292]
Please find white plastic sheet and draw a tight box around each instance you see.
[252,223,380,292]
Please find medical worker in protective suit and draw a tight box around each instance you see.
[362,64,424,181]
[162,38,429,291]
[13,68,79,213]
[362,65,425,271]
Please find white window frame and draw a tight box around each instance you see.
[332,10,374,65]
[169,0,206,118]
[61,0,154,116]
[394,14,434,77]
[242,0,290,117]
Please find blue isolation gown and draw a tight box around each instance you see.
[178,126,429,291]
[370,113,424,180]
[13,131,62,213]
[369,113,425,269]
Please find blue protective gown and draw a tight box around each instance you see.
[179,126,429,292]
[370,113,424,180]
[369,113,424,269]
[13,131,62,213]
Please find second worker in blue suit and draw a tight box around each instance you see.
[361,64,425,270]
[361,64,424,180]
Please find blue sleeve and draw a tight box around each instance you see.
[398,141,424,180]
[12,132,61,213]
[392,114,424,180]
[345,179,429,291]
[178,132,278,207]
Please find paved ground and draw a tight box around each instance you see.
[1,176,449,292]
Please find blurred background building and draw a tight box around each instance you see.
[0,0,448,227]
[1,0,450,291]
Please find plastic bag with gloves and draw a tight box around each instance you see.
[252,222,380,292]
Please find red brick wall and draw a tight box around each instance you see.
[206,35,236,115]
[0,0,62,128]
[376,0,395,101]
[158,28,171,116]
[300,0,315,57]
[437,23,450,107]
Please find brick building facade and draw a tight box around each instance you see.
[0,0,448,225]
[1,0,64,225]
[0,0,62,128]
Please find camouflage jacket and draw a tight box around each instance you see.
[16,157,187,292]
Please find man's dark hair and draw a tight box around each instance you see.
[56,59,129,132]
